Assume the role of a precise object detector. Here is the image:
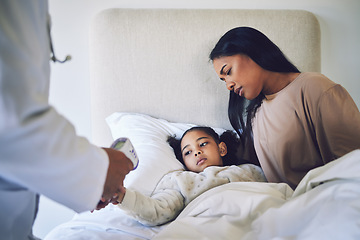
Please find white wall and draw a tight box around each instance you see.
[34,0,360,238]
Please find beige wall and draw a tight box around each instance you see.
[34,0,360,238]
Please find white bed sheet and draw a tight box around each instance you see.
[44,204,165,240]
[45,150,360,240]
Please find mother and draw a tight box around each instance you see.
[210,27,360,189]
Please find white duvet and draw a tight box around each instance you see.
[45,150,360,240]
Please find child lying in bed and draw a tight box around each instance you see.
[114,126,266,226]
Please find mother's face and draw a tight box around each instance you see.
[213,54,266,100]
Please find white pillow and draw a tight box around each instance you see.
[106,112,226,196]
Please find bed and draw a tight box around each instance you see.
[44,9,360,240]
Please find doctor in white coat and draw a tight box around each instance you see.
[0,1,133,239]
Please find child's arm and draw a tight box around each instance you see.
[116,173,185,226]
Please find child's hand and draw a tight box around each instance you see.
[92,197,111,212]
[91,186,126,212]
[113,186,126,205]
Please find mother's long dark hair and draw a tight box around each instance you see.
[210,27,300,149]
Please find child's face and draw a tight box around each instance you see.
[180,130,227,173]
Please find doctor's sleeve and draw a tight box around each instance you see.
[0,0,109,212]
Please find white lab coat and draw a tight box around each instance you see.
[0,1,109,239]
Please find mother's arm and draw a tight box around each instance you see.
[315,84,360,162]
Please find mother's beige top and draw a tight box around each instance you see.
[253,72,360,189]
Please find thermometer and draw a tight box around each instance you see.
[110,138,139,170]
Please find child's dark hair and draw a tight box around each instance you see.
[167,126,248,169]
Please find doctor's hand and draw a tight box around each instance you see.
[96,148,133,210]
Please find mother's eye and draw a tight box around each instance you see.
[200,142,208,147]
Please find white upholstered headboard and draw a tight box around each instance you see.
[89,9,321,146]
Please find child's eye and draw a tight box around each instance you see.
[200,142,208,147]
[184,150,191,156]
[226,68,232,75]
